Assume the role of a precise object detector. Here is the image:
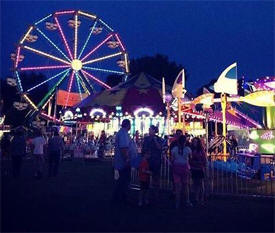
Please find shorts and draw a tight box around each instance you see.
[173,164,190,185]
[191,169,205,180]
[140,181,150,190]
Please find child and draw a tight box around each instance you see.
[138,153,151,206]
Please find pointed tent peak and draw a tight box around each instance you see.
[134,72,151,88]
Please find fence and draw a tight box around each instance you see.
[130,153,275,198]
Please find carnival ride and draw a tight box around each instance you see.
[8,10,129,124]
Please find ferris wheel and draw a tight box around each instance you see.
[10,9,130,122]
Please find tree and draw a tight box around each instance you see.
[105,54,186,88]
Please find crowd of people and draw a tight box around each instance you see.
[1,127,64,179]
[112,119,208,209]
[1,120,239,209]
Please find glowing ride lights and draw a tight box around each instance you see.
[134,107,154,118]
[89,108,107,119]
[261,131,275,140]
[71,59,82,71]
[63,110,74,120]
[249,130,259,140]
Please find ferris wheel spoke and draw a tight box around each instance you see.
[81,34,114,62]
[76,72,93,95]
[75,73,83,101]
[82,52,122,65]
[74,14,78,59]
[20,65,70,71]
[26,68,70,93]
[38,69,70,108]
[83,66,124,75]
[78,20,97,59]
[23,46,71,65]
[65,71,76,107]
[54,16,74,60]
[36,28,71,62]
[81,70,111,89]
[76,72,90,95]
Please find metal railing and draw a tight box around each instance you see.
[130,153,275,198]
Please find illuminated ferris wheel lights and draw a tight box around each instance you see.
[36,28,71,62]
[54,17,73,60]
[14,47,22,68]
[74,14,78,59]
[20,26,34,44]
[83,66,125,75]
[20,65,70,71]
[78,10,97,19]
[23,94,38,111]
[15,71,23,92]
[81,70,111,89]
[114,34,125,51]
[55,10,76,15]
[26,68,70,92]
[34,14,52,25]
[81,34,114,62]
[82,52,123,65]
[71,59,82,71]
[98,19,114,32]
[23,45,71,65]
[65,71,76,107]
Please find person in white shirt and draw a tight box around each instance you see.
[31,130,46,179]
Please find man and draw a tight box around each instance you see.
[112,119,132,205]
[31,130,46,179]
[48,130,64,177]
[10,127,26,178]
[142,125,162,203]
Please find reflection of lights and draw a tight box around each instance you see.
[261,131,274,140]
[134,107,154,118]
[76,108,81,112]
[261,143,275,153]
[249,143,258,153]
[89,108,106,118]
[249,131,259,140]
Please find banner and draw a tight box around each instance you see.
[56,90,88,107]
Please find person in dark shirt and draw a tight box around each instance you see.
[142,125,162,203]
[48,130,64,177]
[10,128,26,178]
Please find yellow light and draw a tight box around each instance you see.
[20,26,34,44]
[83,52,122,65]
[78,11,96,19]
[71,59,82,71]
[74,14,78,59]
[243,90,275,107]
[23,94,38,111]
[24,46,71,65]
[124,53,129,73]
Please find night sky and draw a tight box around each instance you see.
[1,0,274,94]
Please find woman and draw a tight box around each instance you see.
[171,135,192,208]
[190,137,207,206]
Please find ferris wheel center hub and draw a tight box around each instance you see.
[71,59,82,71]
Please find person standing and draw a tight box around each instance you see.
[112,119,132,205]
[138,153,151,206]
[142,125,162,204]
[190,137,207,206]
[1,133,11,176]
[171,135,192,208]
[10,128,26,178]
[98,130,107,158]
[31,130,46,179]
[48,130,64,177]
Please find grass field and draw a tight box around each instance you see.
[1,158,274,232]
